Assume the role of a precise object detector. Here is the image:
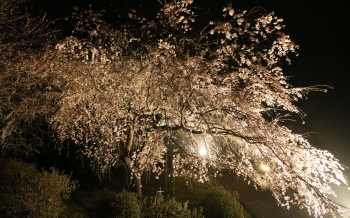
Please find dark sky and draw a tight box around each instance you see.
[262,0,350,207]
[259,0,350,168]
[227,0,350,207]
[197,0,350,186]
[36,0,350,206]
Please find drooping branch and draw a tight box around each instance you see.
[2,1,345,217]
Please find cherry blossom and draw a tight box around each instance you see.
[1,1,348,216]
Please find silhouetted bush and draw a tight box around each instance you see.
[0,158,77,218]
[142,192,204,218]
[93,189,141,218]
[203,186,248,218]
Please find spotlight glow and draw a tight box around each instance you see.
[199,146,207,156]
[260,163,270,172]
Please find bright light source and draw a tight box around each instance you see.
[260,163,270,172]
[199,146,207,156]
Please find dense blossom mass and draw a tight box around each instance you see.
[0,0,348,217]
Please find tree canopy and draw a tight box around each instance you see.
[0,0,348,217]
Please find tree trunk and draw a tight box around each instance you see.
[124,156,143,200]
[135,176,142,200]
[124,119,143,199]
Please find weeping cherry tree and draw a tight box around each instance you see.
[20,1,349,216]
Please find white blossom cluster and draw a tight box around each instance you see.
[2,1,347,217]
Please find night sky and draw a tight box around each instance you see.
[263,0,350,207]
[36,0,350,207]
[230,0,350,207]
